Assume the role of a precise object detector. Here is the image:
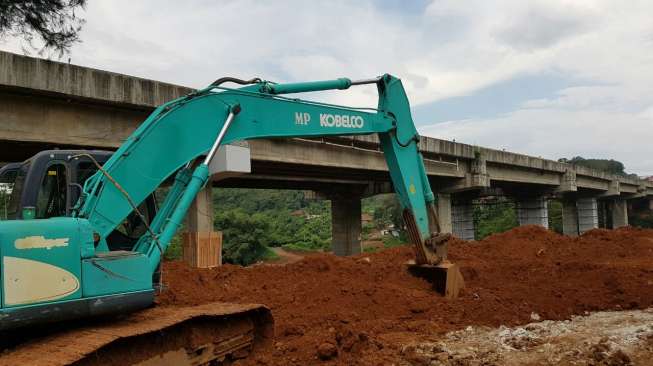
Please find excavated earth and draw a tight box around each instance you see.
[155,226,653,365]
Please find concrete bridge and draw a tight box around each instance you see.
[1,50,651,256]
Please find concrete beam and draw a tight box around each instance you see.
[0,91,143,148]
[557,169,577,193]
[0,51,192,108]
[599,179,621,198]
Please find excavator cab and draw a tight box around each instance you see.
[0,150,157,251]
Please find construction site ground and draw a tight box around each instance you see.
[153,226,653,365]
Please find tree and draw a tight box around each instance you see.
[0,0,86,55]
[216,209,272,266]
[559,156,630,176]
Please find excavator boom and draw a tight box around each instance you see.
[74,74,448,272]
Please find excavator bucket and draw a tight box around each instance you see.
[407,260,465,299]
[0,302,273,366]
[403,207,465,299]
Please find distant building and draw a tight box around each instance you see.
[361,213,373,225]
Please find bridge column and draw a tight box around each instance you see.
[331,196,362,256]
[516,197,549,228]
[562,199,579,236]
[577,198,599,233]
[452,202,475,240]
[609,199,629,228]
[561,197,599,236]
[184,185,222,267]
[436,193,453,234]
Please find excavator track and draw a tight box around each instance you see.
[0,302,273,366]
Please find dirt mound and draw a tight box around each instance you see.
[157,226,653,365]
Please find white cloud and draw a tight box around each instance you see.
[0,0,651,174]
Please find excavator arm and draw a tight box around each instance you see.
[74,74,453,279]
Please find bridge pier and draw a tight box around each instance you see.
[436,193,453,234]
[609,199,629,228]
[184,185,222,267]
[452,201,475,240]
[330,196,362,256]
[562,199,579,236]
[562,197,599,236]
[516,197,549,228]
[578,198,600,233]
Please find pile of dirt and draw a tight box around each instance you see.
[157,226,653,365]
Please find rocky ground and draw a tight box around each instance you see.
[401,308,653,365]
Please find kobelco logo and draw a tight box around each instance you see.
[319,114,365,129]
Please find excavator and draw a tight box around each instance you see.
[0,74,462,365]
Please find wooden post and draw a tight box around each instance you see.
[182,231,222,268]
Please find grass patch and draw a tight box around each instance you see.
[383,236,407,248]
[261,246,280,261]
[282,243,322,252]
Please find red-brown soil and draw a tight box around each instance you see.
[157,226,653,365]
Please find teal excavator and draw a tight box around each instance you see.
[0,74,462,365]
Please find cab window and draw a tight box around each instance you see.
[36,163,68,218]
[6,164,28,220]
[0,168,18,220]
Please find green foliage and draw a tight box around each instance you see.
[261,246,280,261]
[548,200,563,234]
[288,214,331,251]
[363,194,403,229]
[164,232,183,260]
[382,235,407,248]
[216,209,274,266]
[0,0,87,55]
[630,215,653,228]
[209,189,407,263]
[559,156,632,177]
[473,200,518,240]
[212,189,332,264]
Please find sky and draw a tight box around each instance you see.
[1,0,652,175]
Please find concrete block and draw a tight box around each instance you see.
[209,144,251,181]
